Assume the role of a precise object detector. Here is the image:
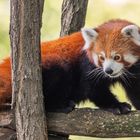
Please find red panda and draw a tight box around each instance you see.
[1,19,140,114]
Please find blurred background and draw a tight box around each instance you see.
[1,0,140,139]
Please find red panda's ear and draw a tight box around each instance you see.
[81,28,98,50]
[121,25,140,46]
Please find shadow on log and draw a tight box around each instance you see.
[1,108,140,139]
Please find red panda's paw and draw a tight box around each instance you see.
[59,100,76,113]
[118,102,132,114]
[48,101,76,114]
[56,106,75,114]
[104,102,131,115]
[50,106,75,114]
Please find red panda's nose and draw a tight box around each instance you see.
[105,68,113,75]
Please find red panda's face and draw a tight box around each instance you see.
[92,38,139,78]
[81,20,140,78]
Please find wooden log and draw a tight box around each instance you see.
[0,128,16,140]
[47,108,140,137]
[1,108,140,139]
[0,110,16,140]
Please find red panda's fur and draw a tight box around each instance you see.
[41,32,84,68]
[0,58,11,103]
[0,32,84,105]
[88,20,140,65]
[0,19,140,114]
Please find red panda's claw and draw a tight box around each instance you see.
[103,102,131,115]
[104,108,121,115]
[119,102,132,114]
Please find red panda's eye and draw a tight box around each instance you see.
[99,55,105,62]
[114,54,121,61]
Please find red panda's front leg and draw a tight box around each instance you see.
[87,83,131,114]
[122,80,140,110]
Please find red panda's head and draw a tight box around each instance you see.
[81,20,140,78]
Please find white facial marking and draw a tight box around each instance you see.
[81,28,98,50]
[100,51,105,57]
[111,51,116,57]
[123,53,138,64]
[121,25,140,46]
[103,59,113,72]
[103,59,124,78]
[92,53,99,66]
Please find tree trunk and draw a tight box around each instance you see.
[10,0,48,140]
[60,0,88,36]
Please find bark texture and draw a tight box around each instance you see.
[1,109,140,139]
[60,0,88,36]
[47,108,140,138]
[10,0,48,140]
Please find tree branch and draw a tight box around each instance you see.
[48,108,140,137]
[60,0,88,36]
[1,108,140,139]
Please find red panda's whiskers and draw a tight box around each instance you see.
[120,74,131,87]
[86,68,104,83]
[86,67,101,76]
[87,69,102,80]
[92,71,105,86]
[121,70,133,87]
[123,68,136,78]
[86,67,102,79]
[95,72,106,85]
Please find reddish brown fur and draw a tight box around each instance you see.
[41,32,84,68]
[1,19,140,105]
[0,32,84,104]
[0,58,12,103]
[89,19,140,66]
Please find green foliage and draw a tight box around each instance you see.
[41,0,62,40]
[86,0,140,27]
[0,1,10,59]
[1,0,140,59]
